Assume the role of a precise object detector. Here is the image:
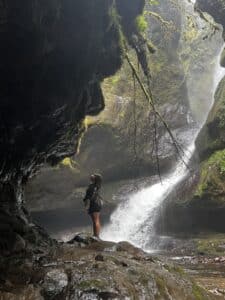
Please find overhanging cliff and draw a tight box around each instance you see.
[0,0,144,254]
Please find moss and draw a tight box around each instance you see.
[221,48,225,67]
[149,0,159,5]
[135,14,148,33]
[195,149,225,201]
[77,279,106,290]
[60,157,79,172]
[196,235,225,255]
[155,276,168,298]
[194,165,209,197]
[183,17,199,42]
[192,283,207,300]
[208,149,225,174]
[197,77,225,158]
[109,74,121,86]
[83,116,99,130]
[164,264,185,276]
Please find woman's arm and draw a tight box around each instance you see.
[83,185,94,202]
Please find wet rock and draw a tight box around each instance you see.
[0,285,43,300]
[12,234,26,253]
[68,233,94,246]
[116,241,145,257]
[71,290,100,300]
[0,235,215,299]
[99,291,121,299]
[103,245,118,253]
[196,0,225,29]
[42,269,68,299]
[3,258,34,286]
[120,261,128,267]
[217,244,225,251]
[0,231,26,256]
[95,254,104,262]
[214,256,225,263]
[221,48,225,68]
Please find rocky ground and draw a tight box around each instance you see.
[0,233,216,300]
[155,234,225,299]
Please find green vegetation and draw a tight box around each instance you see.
[196,235,225,256]
[149,0,159,5]
[61,157,79,171]
[135,15,148,33]
[77,279,106,290]
[208,149,225,174]
[192,283,207,300]
[155,276,167,297]
[195,149,225,201]
[164,264,185,276]
[183,17,199,42]
[196,78,225,155]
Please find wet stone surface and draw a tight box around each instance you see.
[42,269,68,299]
[0,233,215,299]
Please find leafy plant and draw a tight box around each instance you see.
[135,15,148,33]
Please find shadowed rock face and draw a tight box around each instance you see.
[155,0,225,235]
[195,0,225,161]
[0,0,144,253]
[196,0,225,28]
[196,1,225,66]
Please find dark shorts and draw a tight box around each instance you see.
[88,203,101,215]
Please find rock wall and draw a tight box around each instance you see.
[0,0,144,254]
[192,0,225,216]
[26,0,223,218]
[156,0,225,234]
[26,0,192,211]
[196,0,225,29]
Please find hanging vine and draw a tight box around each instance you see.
[124,50,188,167]
[132,72,139,164]
[109,0,192,178]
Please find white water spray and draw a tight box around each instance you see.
[101,142,196,248]
[101,3,225,251]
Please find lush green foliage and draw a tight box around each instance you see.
[135,15,148,32]
[195,149,225,202]
[149,0,159,5]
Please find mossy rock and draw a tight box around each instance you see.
[221,48,225,68]
[196,76,225,160]
[192,283,208,300]
[196,235,225,256]
[193,149,225,207]
[77,279,106,290]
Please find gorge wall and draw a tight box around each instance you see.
[0,0,144,254]
[26,0,191,214]
[26,0,224,221]
[156,0,225,234]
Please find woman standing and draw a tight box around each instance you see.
[83,174,103,238]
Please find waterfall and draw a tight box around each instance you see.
[101,2,225,251]
[101,143,196,248]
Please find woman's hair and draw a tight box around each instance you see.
[93,173,102,189]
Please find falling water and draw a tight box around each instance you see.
[101,142,196,247]
[101,2,225,251]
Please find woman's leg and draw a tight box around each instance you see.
[91,212,101,237]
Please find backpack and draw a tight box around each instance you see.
[93,187,103,209]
